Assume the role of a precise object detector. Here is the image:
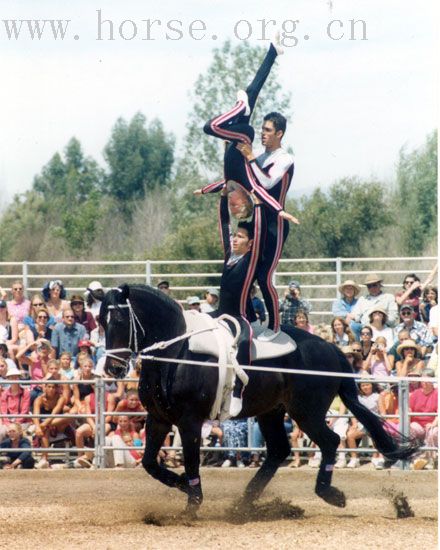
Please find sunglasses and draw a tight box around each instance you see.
[366,283,380,288]
[33,302,44,307]
[64,315,74,319]
[404,280,415,285]
[360,332,371,336]
[71,301,84,306]
[37,315,48,320]
[401,311,412,316]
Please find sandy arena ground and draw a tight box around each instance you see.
[0,467,437,549]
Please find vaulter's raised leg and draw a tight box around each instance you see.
[242,407,291,504]
[142,414,189,494]
[178,414,205,514]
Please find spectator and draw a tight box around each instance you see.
[0,363,31,443]
[280,280,311,325]
[378,383,400,433]
[200,288,219,313]
[387,329,411,371]
[157,280,170,296]
[70,358,95,416]
[394,304,434,357]
[346,378,382,469]
[112,389,146,433]
[105,415,143,469]
[368,307,394,350]
[77,340,95,363]
[395,273,423,319]
[125,356,141,392]
[364,336,392,381]
[42,280,69,322]
[70,295,97,337]
[289,424,304,468]
[331,280,360,321]
[314,323,333,343]
[420,286,438,324]
[250,285,266,325]
[0,356,9,398]
[331,317,355,347]
[0,423,35,469]
[84,281,105,319]
[46,359,71,407]
[347,273,398,340]
[0,299,19,360]
[220,418,249,468]
[359,325,374,362]
[22,305,52,346]
[90,320,106,361]
[5,281,30,324]
[294,309,314,334]
[186,296,201,312]
[16,338,54,405]
[23,294,56,330]
[51,309,86,359]
[74,386,119,468]
[429,303,438,338]
[341,345,364,373]
[396,265,438,320]
[395,340,424,377]
[59,352,75,380]
[33,378,71,469]
[409,368,438,470]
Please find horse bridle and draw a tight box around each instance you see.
[105,299,145,369]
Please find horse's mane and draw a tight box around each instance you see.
[100,283,184,331]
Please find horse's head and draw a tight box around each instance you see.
[99,284,142,378]
[99,283,186,378]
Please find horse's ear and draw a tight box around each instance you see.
[117,284,130,301]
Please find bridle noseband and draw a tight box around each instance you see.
[105,299,146,370]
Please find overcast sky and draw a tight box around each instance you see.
[0,0,437,204]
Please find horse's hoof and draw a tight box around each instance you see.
[316,485,346,508]
[183,503,199,521]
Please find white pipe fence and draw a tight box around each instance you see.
[0,377,437,470]
[0,256,436,321]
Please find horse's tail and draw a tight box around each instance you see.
[336,353,419,462]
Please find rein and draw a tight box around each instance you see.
[105,299,145,368]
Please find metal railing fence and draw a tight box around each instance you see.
[0,377,437,470]
[0,256,436,322]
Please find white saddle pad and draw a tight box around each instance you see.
[184,311,296,361]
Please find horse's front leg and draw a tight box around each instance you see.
[178,415,204,516]
[142,415,188,494]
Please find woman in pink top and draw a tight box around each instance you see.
[6,281,31,324]
[16,339,53,405]
[0,363,31,442]
[364,336,392,382]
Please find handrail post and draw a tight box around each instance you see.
[95,378,106,469]
[335,257,342,297]
[22,261,29,295]
[398,379,410,470]
[145,260,152,286]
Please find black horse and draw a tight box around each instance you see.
[100,284,417,516]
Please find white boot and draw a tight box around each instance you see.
[272,31,284,56]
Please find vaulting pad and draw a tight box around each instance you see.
[183,310,297,362]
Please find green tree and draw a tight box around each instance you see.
[395,131,437,253]
[103,113,175,204]
[184,40,291,175]
[284,177,393,258]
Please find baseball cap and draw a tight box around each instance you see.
[288,280,300,289]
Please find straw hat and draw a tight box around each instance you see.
[341,345,362,362]
[368,306,388,321]
[397,339,421,356]
[364,273,383,285]
[338,280,361,296]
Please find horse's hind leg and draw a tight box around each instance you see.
[142,415,189,494]
[242,408,291,504]
[296,415,346,508]
[178,415,204,515]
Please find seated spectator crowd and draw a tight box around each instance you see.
[0,267,438,471]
